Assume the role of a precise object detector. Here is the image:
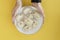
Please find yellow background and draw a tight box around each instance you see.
[0,0,60,40]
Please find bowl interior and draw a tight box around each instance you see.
[14,6,44,34]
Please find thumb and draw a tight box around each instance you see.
[17,0,22,8]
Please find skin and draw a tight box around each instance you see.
[32,3,45,17]
[12,0,45,23]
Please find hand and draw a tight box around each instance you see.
[12,1,18,24]
[32,3,45,24]
[12,0,22,24]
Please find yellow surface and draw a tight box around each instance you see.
[0,0,60,40]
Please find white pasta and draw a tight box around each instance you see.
[23,8,32,14]
[15,7,41,32]
[16,14,23,22]
[29,14,33,19]
[33,12,40,20]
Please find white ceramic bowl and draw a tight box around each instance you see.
[14,6,44,34]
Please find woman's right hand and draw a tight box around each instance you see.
[32,3,45,24]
